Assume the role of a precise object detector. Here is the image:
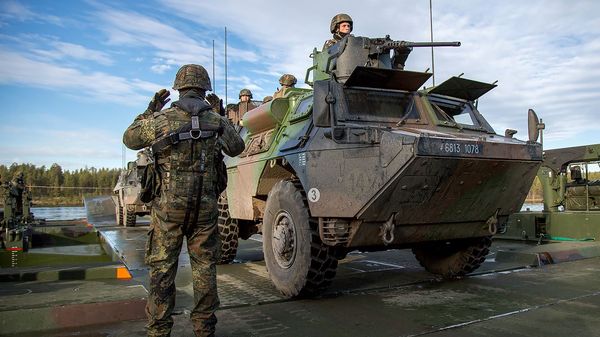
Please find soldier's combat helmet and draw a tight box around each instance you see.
[330,13,353,34]
[279,74,297,87]
[173,64,212,91]
[239,88,253,99]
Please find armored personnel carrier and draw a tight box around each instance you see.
[221,35,544,297]
[112,150,152,227]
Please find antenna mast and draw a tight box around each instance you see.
[225,27,228,106]
[429,0,435,86]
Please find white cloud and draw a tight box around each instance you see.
[0,49,163,106]
[32,41,113,65]
[97,8,214,66]
[151,63,171,74]
[0,0,63,26]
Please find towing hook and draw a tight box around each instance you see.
[380,213,396,245]
[486,209,500,235]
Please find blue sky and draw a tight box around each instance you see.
[0,0,599,170]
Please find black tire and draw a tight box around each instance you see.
[217,194,239,264]
[263,180,338,298]
[412,236,492,278]
[124,206,136,227]
[116,205,124,226]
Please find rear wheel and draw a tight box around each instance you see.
[124,205,136,227]
[263,180,338,298]
[412,236,492,278]
[217,194,239,264]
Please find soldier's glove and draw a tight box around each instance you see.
[147,89,171,112]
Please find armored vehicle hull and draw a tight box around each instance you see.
[112,151,152,227]
[223,35,543,297]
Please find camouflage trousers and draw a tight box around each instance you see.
[145,203,220,337]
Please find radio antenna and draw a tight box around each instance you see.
[429,0,435,86]
[225,27,228,106]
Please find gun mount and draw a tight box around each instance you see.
[306,35,461,85]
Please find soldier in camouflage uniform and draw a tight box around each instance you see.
[229,88,256,125]
[272,74,297,99]
[123,64,245,337]
[11,172,25,218]
[323,13,353,50]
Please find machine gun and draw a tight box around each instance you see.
[308,35,461,84]
[369,35,461,54]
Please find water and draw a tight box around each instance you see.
[32,207,86,221]
[26,203,544,222]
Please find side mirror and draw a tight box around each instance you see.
[528,109,545,143]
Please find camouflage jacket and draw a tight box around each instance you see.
[323,38,338,50]
[123,97,244,216]
[322,33,354,50]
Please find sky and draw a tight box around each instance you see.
[0,0,599,171]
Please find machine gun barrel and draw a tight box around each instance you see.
[386,41,461,48]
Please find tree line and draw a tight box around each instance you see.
[0,163,121,206]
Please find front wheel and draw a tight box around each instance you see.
[263,180,338,298]
[412,236,492,278]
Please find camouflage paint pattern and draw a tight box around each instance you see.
[124,91,244,336]
[329,13,353,33]
[145,206,220,337]
[279,74,297,87]
[172,64,212,91]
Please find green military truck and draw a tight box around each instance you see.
[220,35,544,297]
[501,144,600,241]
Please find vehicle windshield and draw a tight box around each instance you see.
[341,88,418,123]
[428,95,493,132]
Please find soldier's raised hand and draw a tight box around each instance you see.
[147,89,171,112]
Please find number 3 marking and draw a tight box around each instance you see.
[308,188,320,202]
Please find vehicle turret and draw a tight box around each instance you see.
[307,35,460,84]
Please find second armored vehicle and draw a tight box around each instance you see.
[222,35,544,297]
[112,150,152,227]
[501,144,600,241]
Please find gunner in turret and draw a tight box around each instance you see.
[323,13,353,50]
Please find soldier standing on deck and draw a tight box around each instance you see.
[123,64,244,337]
[323,13,353,50]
